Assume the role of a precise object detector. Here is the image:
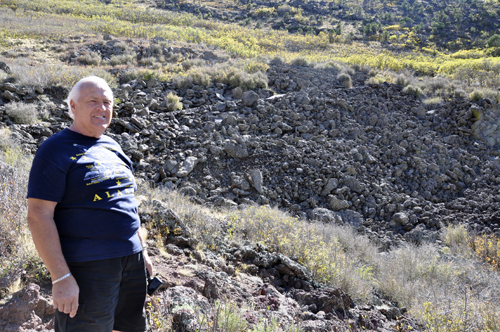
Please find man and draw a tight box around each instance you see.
[27,76,152,332]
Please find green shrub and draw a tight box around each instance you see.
[470,90,484,101]
[108,54,136,66]
[442,224,469,248]
[394,74,410,86]
[324,61,343,71]
[343,67,355,76]
[290,56,309,66]
[427,77,449,92]
[368,68,379,77]
[366,76,383,84]
[5,102,42,124]
[215,301,248,332]
[453,88,467,98]
[77,52,102,66]
[139,56,157,66]
[114,41,128,50]
[172,74,194,89]
[337,72,353,88]
[165,91,183,112]
[167,53,184,63]
[181,58,205,71]
[227,206,374,301]
[190,71,211,87]
[403,85,423,97]
[277,5,295,16]
[486,34,500,48]
[423,96,444,107]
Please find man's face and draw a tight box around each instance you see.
[70,81,113,138]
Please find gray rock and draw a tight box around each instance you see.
[0,61,12,74]
[247,169,264,193]
[1,90,19,102]
[328,196,350,211]
[176,156,199,177]
[224,141,248,158]
[214,197,237,208]
[376,304,401,320]
[277,254,311,280]
[338,209,363,227]
[392,212,409,226]
[308,208,342,224]
[321,178,338,197]
[242,90,259,106]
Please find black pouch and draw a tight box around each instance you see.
[147,272,163,296]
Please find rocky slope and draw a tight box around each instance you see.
[1,37,499,331]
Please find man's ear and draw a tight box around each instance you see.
[69,99,76,112]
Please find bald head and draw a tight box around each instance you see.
[66,76,113,119]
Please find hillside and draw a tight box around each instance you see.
[152,0,500,51]
[1,0,500,331]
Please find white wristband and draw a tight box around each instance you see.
[52,272,72,285]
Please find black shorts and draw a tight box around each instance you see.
[55,252,147,332]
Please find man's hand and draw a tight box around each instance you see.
[52,275,80,318]
[143,250,154,277]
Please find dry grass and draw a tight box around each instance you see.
[1,56,117,89]
[0,133,46,285]
[135,183,500,330]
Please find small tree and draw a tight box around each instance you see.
[486,34,500,48]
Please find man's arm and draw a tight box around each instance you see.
[27,198,79,318]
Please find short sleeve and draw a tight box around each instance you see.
[27,153,67,203]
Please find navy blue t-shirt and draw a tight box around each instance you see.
[27,129,142,263]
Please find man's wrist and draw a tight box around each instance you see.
[52,272,72,285]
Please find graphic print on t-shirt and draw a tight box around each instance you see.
[69,144,134,202]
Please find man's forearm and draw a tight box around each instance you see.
[27,199,70,280]
[27,198,80,318]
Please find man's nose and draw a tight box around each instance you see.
[96,100,106,111]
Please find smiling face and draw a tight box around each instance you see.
[69,81,113,138]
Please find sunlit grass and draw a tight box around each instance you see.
[1,1,499,91]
